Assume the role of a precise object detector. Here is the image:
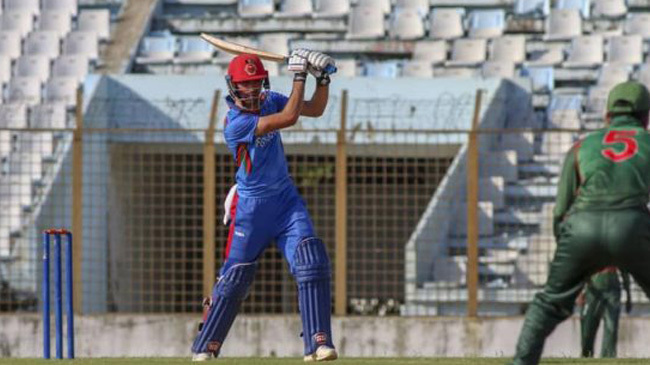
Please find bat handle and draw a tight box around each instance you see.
[324,64,337,75]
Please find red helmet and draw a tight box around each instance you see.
[227,54,268,83]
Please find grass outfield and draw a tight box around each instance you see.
[1,359,650,365]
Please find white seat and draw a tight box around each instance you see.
[63,31,99,61]
[276,0,313,18]
[42,0,77,17]
[547,94,582,129]
[514,0,550,17]
[389,8,425,40]
[346,6,385,40]
[78,9,111,41]
[30,102,67,129]
[44,77,78,108]
[0,174,32,208]
[592,0,626,18]
[597,64,629,87]
[468,10,505,38]
[0,103,27,128]
[15,55,51,83]
[333,59,356,76]
[0,31,21,60]
[313,0,350,18]
[357,0,391,14]
[446,38,487,67]
[402,61,433,77]
[429,8,464,40]
[563,35,603,68]
[0,55,10,85]
[556,0,590,18]
[482,61,515,78]
[490,35,525,64]
[37,11,72,39]
[525,43,565,66]
[544,9,581,40]
[607,35,642,65]
[258,34,290,59]
[363,61,400,78]
[137,35,176,64]
[0,130,11,159]
[412,40,446,64]
[585,86,610,115]
[624,13,650,39]
[1,11,34,38]
[238,0,274,18]
[7,77,42,105]
[175,36,214,64]
[520,66,554,93]
[52,55,89,83]
[4,0,39,17]
[638,64,650,90]
[394,0,429,16]
[24,31,61,59]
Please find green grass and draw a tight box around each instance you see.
[1,358,650,365]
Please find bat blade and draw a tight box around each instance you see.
[200,33,287,62]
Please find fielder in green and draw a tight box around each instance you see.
[511,81,650,365]
[578,267,631,358]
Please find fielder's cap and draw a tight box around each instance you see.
[607,81,650,113]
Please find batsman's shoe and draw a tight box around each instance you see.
[192,353,212,362]
[304,345,338,362]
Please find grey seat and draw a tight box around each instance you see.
[389,8,425,40]
[7,77,42,105]
[37,11,72,39]
[490,35,526,64]
[41,0,77,17]
[446,38,487,67]
[544,9,582,40]
[63,31,99,61]
[78,9,111,41]
[563,35,603,68]
[347,6,385,40]
[606,35,642,65]
[24,31,61,60]
[429,8,464,40]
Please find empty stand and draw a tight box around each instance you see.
[175,36,214,64]
[429,8,465,40]
[544,9,582,40]
[489,35,525,64]
[357,0,391,14]
[389,8,425,40]
[63,31,99,61]
[347,6,385,40]
[563,35,603,68]
[52,55,89,83]
[446,39,487,67]
[412,41,447,64]
[514,0,550,17]
[78,9,111,41]
[0,31,21,60]
[41,0,78,17]
[468,10,505,38]
[624,13,650,38]
[1,11,35,38]
[7,77,42,105]
[276,0,313,18]
[37,11,73,39]
[606,35,642,65]
[136,35,176,64]
[44,77,77,108]
[556,0,590,18]
[24,31,61,60]
[15,55,51,83]
[313,0,350,18]
[4,0,39,17]
[238,0,274,18]
[592,0,627,18]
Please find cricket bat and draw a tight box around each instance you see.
[200,33,337,74]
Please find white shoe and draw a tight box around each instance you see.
[304,345,338,362]
[192,352,212,361]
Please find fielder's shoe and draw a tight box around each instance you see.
[304,345,338,362]
[192,352,212,361]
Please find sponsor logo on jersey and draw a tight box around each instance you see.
[256,130,278,148]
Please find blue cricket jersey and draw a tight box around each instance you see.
[224,91,292,198]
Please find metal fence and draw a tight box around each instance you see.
[0,88,646,316]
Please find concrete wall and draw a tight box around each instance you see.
[3,314,650,358]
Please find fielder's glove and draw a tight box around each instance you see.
[223,184,237,225]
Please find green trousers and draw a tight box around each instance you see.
[580,271,621,358]
[513,208,650,365]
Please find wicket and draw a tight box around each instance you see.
[42,229,74,359]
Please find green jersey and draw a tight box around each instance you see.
[553,115,650,235]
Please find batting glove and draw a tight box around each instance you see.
[287,49,309,74]
[307,51,335,72]
[223,184,237,226]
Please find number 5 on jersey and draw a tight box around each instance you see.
[602,130,639,162]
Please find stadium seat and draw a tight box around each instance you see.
[333,59,357,76]
[563,35,603,68]
[78,9,111,41]
[37,11,73,39]
[7,77,42,105]
[0,31,22,60]
[544,9,582,40]
[482,61,515,78]
[44,77,77,108]
[313,0,350,18]
[547,94,582,129]
[637,64,650,89]
[347,6,385,40]
[489,35,526,64]
[606,35,642,65]
[513,0,550,17]
[24,31,61,60]
[468,10,505,38]
[446,38,487,67]
[394,0,429,16]
[0,55,10,85]
[526,43,565,66]
[363,61,400,78]
[15,55,51,83]
[357,0,391,14]
[0,103,28,128]
[520,66,554,93]
[276,0,313,18]
[258,34,290,59]
[63,31,99,61]
[596,64,630,87]
[30,102,67,129]
[592,0,626,18]
[429,8,464,40]
[402,61,433,77]
[412,41,447,64]
[1,11,35,38]
[624,13,650,39]
[389,8,425,40]
[0,174,32,208]
[52,55,89,83]
[585,86,610,115]
[175,37,214,64]
[4,0,39,17]
[556,0,590,18]
[136,35,176,64]
[41,0,77,17]
[238,0,274,18]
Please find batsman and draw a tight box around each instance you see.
[191,50,338,362]
[512,81,650,364]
